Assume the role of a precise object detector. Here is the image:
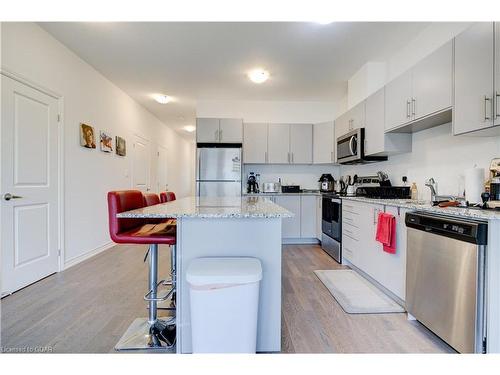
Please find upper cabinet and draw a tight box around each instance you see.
[496,24,500,128]
[196,118,243,143]
[412,40,453,119]
[243,123,313,164]
[219,118,243,142]
[385,69,412,131]
[365,88,412,156]
[243,123,268,163]
[385,41,453,132]
[290,124,313,164]
[313,121,335,164]
[267,123,291,164]
[454,23,496,135]
[335,102,366,139]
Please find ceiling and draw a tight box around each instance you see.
[40,22,429,138]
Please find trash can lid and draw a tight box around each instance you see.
[186,257,263,286]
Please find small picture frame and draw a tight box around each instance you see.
[100,130,113,153]
[116,136,126,156]
[80,123,96,149]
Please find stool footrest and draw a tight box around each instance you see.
[144,280,175,302]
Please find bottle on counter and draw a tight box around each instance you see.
[411,182,418,200]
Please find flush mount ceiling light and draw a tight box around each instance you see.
[183,125,196,133]
[248,69,270,84]
[153,94,172,104]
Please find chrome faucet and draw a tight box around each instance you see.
[425,177,465,203]
[425,178,438,201]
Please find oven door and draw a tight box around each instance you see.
[322,196,341,241]
[337,128,362,164]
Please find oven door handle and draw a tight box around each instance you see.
[348,135,356,156]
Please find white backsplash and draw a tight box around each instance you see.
[243,164,341,190]
[340,123,500,201]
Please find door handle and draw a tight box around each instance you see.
[406,100,411,118]
[484,96,492,121]
[3,193,23,201]
[219,129,223,141]
[411,98,416,117]
[215,129,219,141]
[496,92,500,119]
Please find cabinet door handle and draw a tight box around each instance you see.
[291,153,294,163]
[215,129,219,141]
[219,129,223,141]
[406,100,411,119]
[496,92,500,119]
[265,151,268,163]
[331,151,334,162]
[411,98,416,117]
[485,96,492,121]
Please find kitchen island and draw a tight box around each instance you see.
[117,196,292,353]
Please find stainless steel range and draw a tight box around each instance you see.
[321,193,342,263]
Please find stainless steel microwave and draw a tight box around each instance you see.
[336,128,387,164]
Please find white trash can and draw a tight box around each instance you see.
[186,257,262,353]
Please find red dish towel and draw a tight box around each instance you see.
[375,212,397,254]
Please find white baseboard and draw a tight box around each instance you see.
[63,242,114,270]
[282,238,320,245]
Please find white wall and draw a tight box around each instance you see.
[196,100,338,124]
[1,22,195,267]
[243,164,340,191]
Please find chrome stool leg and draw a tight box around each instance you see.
[158,244,176,310]
[115,244,176,351]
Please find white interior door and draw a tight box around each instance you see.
[157,145,168,193]
[132,135,151,192]
[1,75,60,295]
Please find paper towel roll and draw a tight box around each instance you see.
[465,167,485,204]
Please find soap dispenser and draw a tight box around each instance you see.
[411,182,418,200]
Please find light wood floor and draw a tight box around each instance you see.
[1,244,453,353]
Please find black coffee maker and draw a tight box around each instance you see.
[247,172,259,193]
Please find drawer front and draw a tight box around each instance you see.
[342,214,359,228]
[342,224,359,240]
[342,235,358,264]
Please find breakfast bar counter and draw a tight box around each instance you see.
[117,196,292,353]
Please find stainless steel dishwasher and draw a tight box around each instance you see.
[405,212,488,353]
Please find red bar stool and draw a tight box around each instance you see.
[143,192,160,206]
[160,191,176,203]
[108,190,176,351]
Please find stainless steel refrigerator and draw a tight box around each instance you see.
[196,146,242,197]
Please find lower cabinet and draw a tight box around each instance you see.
[274,196,301,238]
[271,195,320,241]
[342,200,407,300]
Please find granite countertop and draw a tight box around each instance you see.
[342,196,500,221]
[116,196,294,219]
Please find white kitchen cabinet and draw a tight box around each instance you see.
[365,88,412,156]
[267,124,290,164]
[334,111,351,139]
[275,195,301,238]
[196,118,220,143]
[313,121,335,164]
[197,118,243,143]
[219,118,243,142]
[496,23,500,127]
[341,199,407,300]
[412,40,453,120]
[316,196,322,240]
[243,123,268,163]
[350,101,366,130]
[454,23,495,135]
[290,124,313,164]
[385,69,412,131]
[300,195,317,238]
[364,88,386,155]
